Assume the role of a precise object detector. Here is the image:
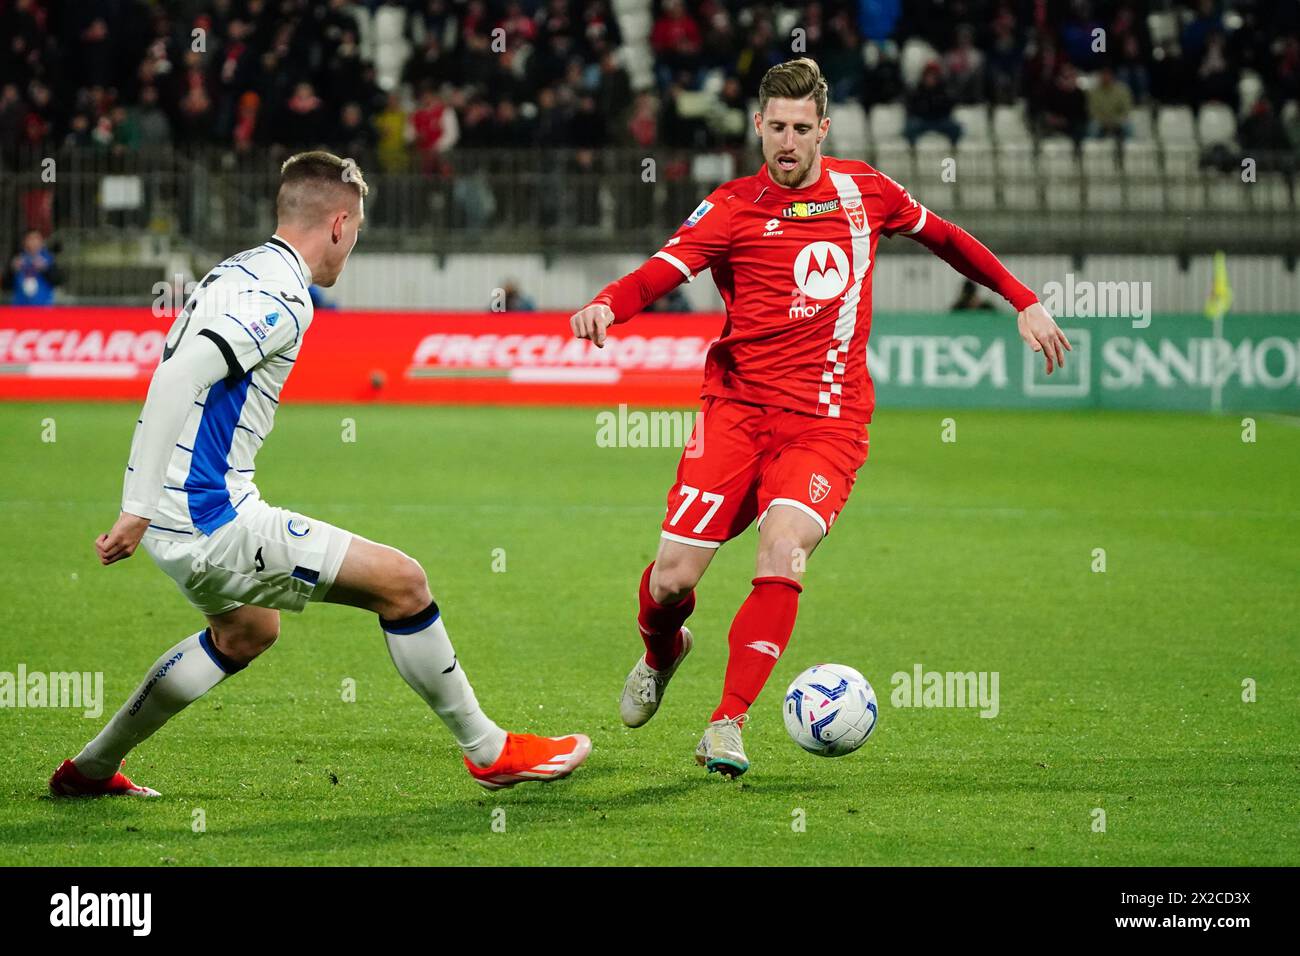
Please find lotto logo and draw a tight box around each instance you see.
[793,242,849,300]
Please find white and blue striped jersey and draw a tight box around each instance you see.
[123,236,314,536]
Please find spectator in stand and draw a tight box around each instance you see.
[950,279,996,311]
[338,102,377,166]
[411,85,459,173]
[626,91,659,148]
[943,24,985,104]
[651,0,702,89]
[279,82,328,148]
[403,36,455,92]
[1194,31,1239,110]
[173,50,215,143]
[904,61,962,145]
[1040,64,1088,143]
[821,12,864,102]
[700,7,738,74]
[232,91,261,153]
[5,229,60,306]
[580,0,623,57]
[132,85,172,146]
[985,9,1024,104]
[0,83,27,166]
[593,51,633,123]
[1114,33,1151,103]
[1059,0,1105,71]
[1240,97,1296,170]
[494,279,536,311]
[1181,0,1223,65]
[1087,67,1134,140]
[1024,30,1063,120]
[375,92,411,172]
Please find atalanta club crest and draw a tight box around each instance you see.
[809,473,831,504]
[843,197,866,233]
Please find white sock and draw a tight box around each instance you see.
[74,629,240,779]
[381,601,507,768]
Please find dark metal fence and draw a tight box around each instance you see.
[2,144,1295,301]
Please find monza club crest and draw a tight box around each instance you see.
[843,197,866,232]
[809,473,832,504]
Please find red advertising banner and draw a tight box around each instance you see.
[0,308,720,406]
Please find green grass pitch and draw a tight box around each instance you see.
[0,401,1296,866]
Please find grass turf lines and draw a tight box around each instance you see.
[0,402,1296,866]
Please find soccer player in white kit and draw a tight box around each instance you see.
[49,151,590,796]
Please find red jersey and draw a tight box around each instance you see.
[591,155,1038,423]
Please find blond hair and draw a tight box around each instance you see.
[758,58,829,119]
[276,150,369,224]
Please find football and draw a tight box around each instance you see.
[783,664,879,757]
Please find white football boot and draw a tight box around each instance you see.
[694,716,749,778]
[619,626,693,728]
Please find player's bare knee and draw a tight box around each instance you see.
[757,535,807,579]
[384,555,432,620]
[210,620,278,665]
[650,561,699,603]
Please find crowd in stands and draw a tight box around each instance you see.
[1,0,1298,172]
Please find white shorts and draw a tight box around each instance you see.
[142,499,353,617]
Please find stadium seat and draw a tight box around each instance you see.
[900,37,939,88]
[1146,10,1180,47]
[915,141,957,210]
[1081,139,1123,210]
[996,142,1040,210]
[828,103,870,157]
[1128,106,1154,142]
[1082,138,1120,176]
[914,130,953,152]
[1197,103,1237,148]
[991,101,1031,145]
[692,152,735,186]
[1237,71,1265,117]
[1162,145,1204,211]
[870,102,907,143]
[1156,105,1197,147]
[1121,141,1163,212]
[953,104,990,143]
[873,141,913,184]
[954,142,998,209]
[1252,173,1294,213]
[1208,177,1247,211]
[1040,138,1082,210]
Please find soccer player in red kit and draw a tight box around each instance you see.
[569,58,1071,777]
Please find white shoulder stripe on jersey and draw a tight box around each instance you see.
[654,250,693,281]
[906,205,929,235]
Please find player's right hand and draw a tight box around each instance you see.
[570,303,615,348]
[96,512,151,565]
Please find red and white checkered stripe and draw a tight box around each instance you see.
[817,340,847,417]
[817,171,872,418]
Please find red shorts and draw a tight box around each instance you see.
[659,397,870,548]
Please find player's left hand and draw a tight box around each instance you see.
[1018,302,1071,375]
[95,512,151,565]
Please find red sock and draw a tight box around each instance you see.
[637,562,694,671]
[712,576,802,722]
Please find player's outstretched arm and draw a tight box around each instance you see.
[1017,301,1071,375]
[98,335,229,565]
[570,255,687,349]
[570,302,616,348]
[908,211,1071,374]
